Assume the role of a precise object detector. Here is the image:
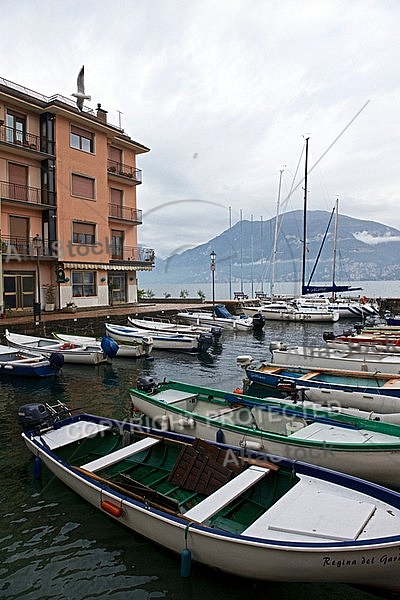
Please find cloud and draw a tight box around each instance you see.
[2,0,400,257]
[353,231,400,245]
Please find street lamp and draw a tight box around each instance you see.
[33,234,42,322]
[210,250,216,311]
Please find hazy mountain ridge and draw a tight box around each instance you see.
[140,210,400,284]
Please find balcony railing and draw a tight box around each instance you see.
[110,245,155,263]
[109,203,142,223]
[0,181,55,206]
[1,236,55,258]
[107,159,142,184]
[0,124,55,154]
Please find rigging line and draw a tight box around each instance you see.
[306,205,335,287]
[281,100,370,206]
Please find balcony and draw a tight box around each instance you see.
[0,124,55,155]
[110,245,155,265]
[1,236,56,259]
[109,203,142,224]
[107,159,142,184]
[0,181,55,207]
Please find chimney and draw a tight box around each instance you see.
[96,103,107,123]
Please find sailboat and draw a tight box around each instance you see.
[242,159,339,322]
[295,139,378,319]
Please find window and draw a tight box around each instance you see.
[72,271,96,297]
[70,126,94,153]
[72,222,96,244]
[71,174,95,199]
[6,112,26,144]
[8,163,28,201]
[9,216,29,253]
[110,188,123,218]
[111,230,124,259]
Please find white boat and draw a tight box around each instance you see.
[242,302,339,322]
[130,379,400,487]
[295,295,379,319]
[177,304,257,330]
[5,329,111,365]
[105,323,213,353]
[270,342,400,375]
[52,332,153,358]
[20,409,400,591]
[127,316,222,339]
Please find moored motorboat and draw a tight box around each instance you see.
[177,304,261,330]
[127,316,222,340]
[20,408,400,591]
[105,323,213,353]
[130,378,400,487]
[242,302,339,322]
[5,329,115,365]
[269,342,400,375]
[240,357,400,414]
[0,344,63,377]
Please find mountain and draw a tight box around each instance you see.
[139,210,400,285]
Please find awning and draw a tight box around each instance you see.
[62,262,153,271]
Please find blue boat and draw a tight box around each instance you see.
[242,359,400,414]
[0,344,63,377]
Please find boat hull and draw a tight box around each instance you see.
[272,346,400,375]
[105,323,207,353]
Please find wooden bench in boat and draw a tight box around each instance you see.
[81,437,161,472]
[183,465,270,523]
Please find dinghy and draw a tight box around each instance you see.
[269,342,400,375]
[5,329,116,365]
[52,332,153,358]
[20,408,400,591]
[105,323,213,353]
[0,344,63,377]
[177,304,260,331]
[240,358,400,414]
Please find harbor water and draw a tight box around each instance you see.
[0,319,394,600]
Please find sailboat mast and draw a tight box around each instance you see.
[301,137,309,295]
[332,197,339,299]
[270,168,284,298]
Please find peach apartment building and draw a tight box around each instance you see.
[0,75,154,317]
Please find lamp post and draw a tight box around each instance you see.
[33,234,41,322]
[210,250,216,311]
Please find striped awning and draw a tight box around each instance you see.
[62,262,153,271]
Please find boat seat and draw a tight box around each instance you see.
[152,389,198,405]
[81,437,160,472]
[35,421,111,450]
[183,465,269,523]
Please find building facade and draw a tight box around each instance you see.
[0,75,153,316]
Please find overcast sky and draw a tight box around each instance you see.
[2,0,400,259]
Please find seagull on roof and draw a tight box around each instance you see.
[72,66,91,111]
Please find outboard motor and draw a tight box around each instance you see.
[18,403,52,429]
[101,336,119,359]
[136,375,158,394]
[210,326,222,340]
[252,312,265,330]
[198,332,214,353]
[322,331,335,342]
[49,352,65,370]
[18,401,71,431]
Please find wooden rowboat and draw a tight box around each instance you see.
[21,409,400,591]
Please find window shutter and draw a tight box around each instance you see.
[72,174,95,199]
